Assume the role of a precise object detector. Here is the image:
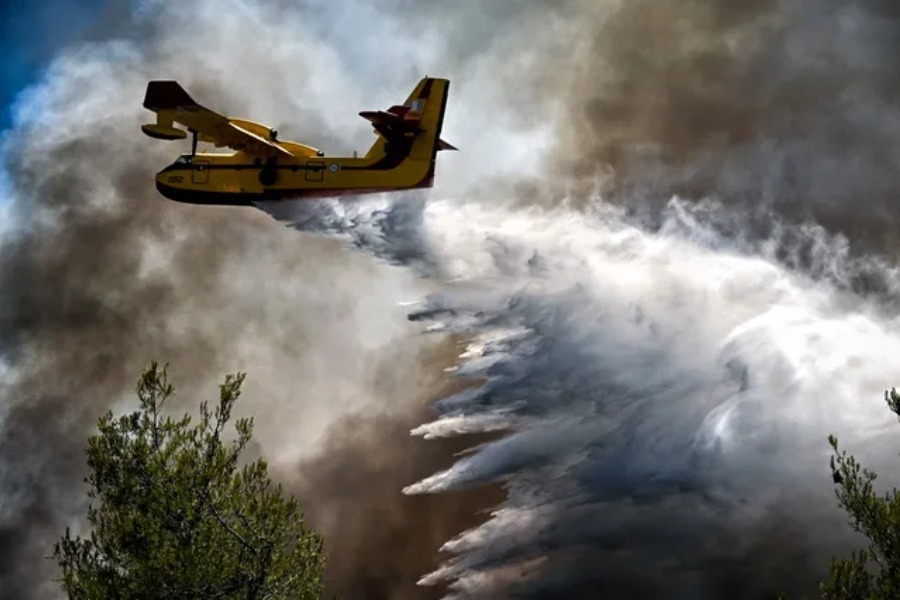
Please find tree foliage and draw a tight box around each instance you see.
[821,388,900,599]
[52,362,325,599]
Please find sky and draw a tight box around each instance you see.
[0,0,116,132]
[0,0,115,213]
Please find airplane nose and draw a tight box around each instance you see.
[154,166,192,201]
[155,177,183,202]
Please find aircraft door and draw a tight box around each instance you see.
[192,161,210,185]
[305,160,325,182]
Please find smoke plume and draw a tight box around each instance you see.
[557,0,900,245]
[0,2,472,598]
[4,1,900,599]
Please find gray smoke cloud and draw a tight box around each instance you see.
[0,2,472,598]
[556,0,900,246]
[4,1,900,599]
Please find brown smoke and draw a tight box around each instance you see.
[275,344,505,600]
[0,135,299,597]
[553,0,900,249]
[0,3,496,598]
[5,1,900,599]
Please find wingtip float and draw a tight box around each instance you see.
[140,77,456,206]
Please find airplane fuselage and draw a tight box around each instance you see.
[155,148,435,206]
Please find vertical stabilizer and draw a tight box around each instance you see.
[361,77,453,166]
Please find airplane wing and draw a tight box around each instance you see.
[141,81,292,158]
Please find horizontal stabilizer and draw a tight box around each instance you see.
[438,138,457,151]
[387,105,411,117]
[360,109,424,149]
[360,110,421,133]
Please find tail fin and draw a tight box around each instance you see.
[361,77,454,162]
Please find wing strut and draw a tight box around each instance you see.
[190,129,198,157]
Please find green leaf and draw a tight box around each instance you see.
[51,362,326,599]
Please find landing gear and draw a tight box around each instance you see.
[259,158,278,186]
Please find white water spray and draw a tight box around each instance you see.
[261,193,900,598]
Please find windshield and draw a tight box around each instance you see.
[175,155,193,165]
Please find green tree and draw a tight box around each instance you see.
[821,388,900,599]
[52,362,325,599]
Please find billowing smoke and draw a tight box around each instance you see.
[557,0,900,245]
[3,1,900,600]
[0,2,474,598]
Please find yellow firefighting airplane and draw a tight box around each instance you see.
[141,77,455,205]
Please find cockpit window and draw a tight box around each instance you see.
[175,155,193,165]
